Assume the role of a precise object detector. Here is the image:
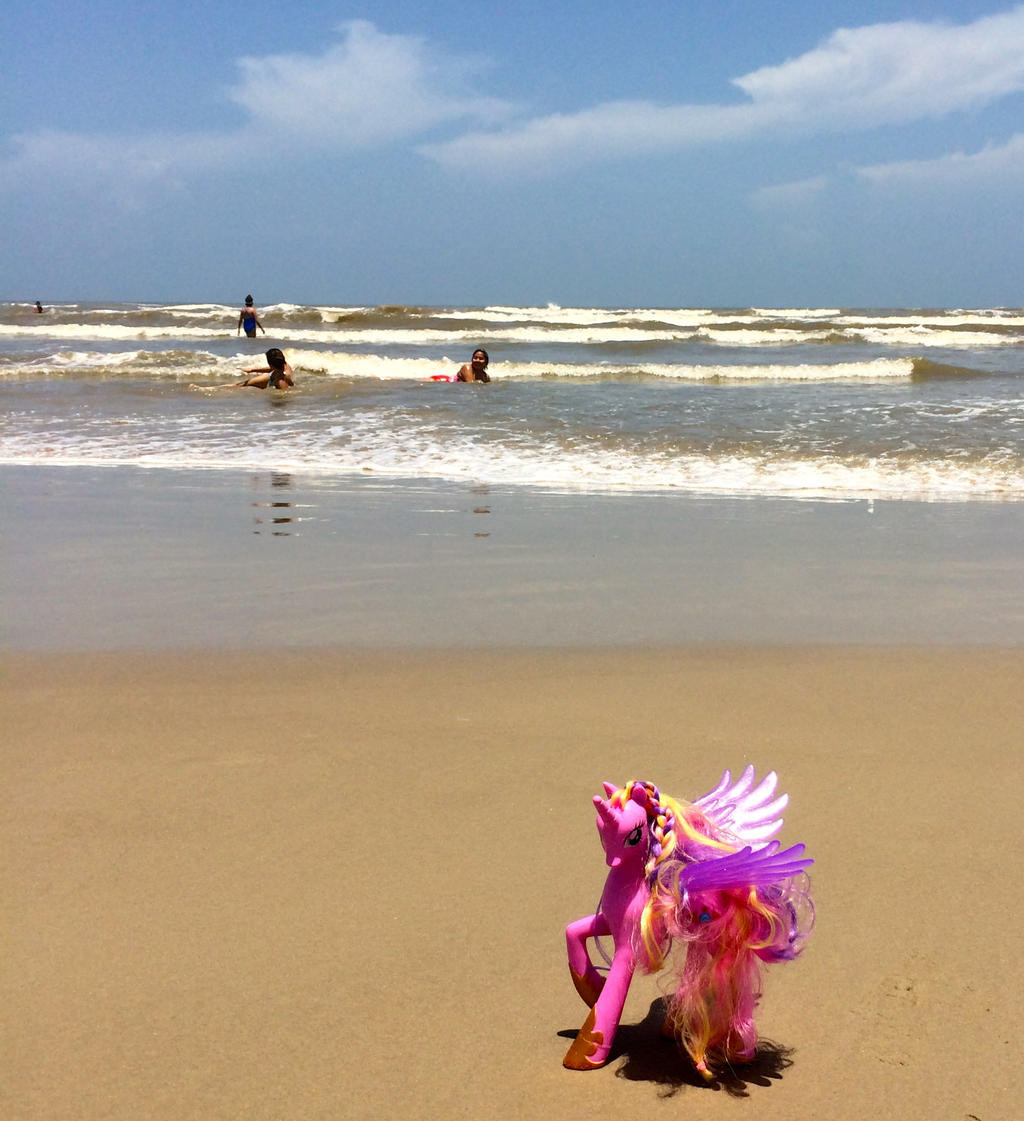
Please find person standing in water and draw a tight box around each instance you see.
[237,295,266,338]
[456,348,491,382]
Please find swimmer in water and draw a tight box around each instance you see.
[190,348,294,390]
[456,348,491,382]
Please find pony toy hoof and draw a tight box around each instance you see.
[561,770,814,1076]
[563,1008,607,1070]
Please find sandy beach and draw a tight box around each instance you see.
[4,646,1022,1120]
[3,468,1023,1120]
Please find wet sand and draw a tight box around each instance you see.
[3,466,1023,1119]
[3,465,1024,649]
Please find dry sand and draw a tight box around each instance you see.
[3,645,1021,1120]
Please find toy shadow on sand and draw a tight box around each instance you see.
[559,997,794,1098]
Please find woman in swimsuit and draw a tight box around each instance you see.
[456,348,491,382]
[237,295,266,337]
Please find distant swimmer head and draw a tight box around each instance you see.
[245,295,254,306]
[265,348,286,370]
[472,348,489,368]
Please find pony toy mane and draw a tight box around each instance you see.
[564,767,814,1076]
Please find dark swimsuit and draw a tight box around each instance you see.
[242,313,257,337]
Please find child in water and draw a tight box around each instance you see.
[237,348,293,389]
[191,348,294,390]
[456,348,490,382]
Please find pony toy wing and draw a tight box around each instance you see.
[694,765,789,843]
[677,841,812,896]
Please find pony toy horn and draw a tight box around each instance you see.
[563,771,814,1075]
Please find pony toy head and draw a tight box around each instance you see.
[594,781,653,868]
[594,779,688,882]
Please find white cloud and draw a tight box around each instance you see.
[749,175,830,211]
[228,20,514,146]
[746,132,1024,221]
[420,100,754,172]
[735,7,1024,126]
[4,11,1024,203]
[423,6,1024,172]
[3,129,239,184]
[747,133,1024,213]
[0,127,245,209]
[857,132,1024,187]
[0,22,513,198]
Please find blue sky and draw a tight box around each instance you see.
[3,1,1023,307]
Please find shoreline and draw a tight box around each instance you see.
[4,644,1022,1120]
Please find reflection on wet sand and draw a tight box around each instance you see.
[242,477,504,539]
[250,472,308,536]
[472,484,490,537]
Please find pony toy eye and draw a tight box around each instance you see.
[626,825,643,846]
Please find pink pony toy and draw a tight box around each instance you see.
[564,767,814,1075]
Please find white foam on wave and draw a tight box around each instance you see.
[242,351,921,381]
[4,415,1022,501]
[2,308,1021,349]
[698,326,829,346]
[287,350,470,380]
[490,356,915,381]
[837,312,1024,328]
[48,350,154,369]
[238,351,919,382]
[850,327,1023,348]
[160,303,234,314]
[751,307,842,318]
[313,418,1024,499]
[436,305,724,327]
[306,305,369,321]
[0,349,261,376]
[0,348,919,383]
[0,321,687,345]
[668,358,914,381]
[0,323,229,342]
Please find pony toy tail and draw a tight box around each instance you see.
[664,887,770,1072]
[663,876,814,1075]
[643,798,814,1075]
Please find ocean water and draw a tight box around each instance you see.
[2,300,1023,500]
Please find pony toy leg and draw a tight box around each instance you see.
[565,913,609,1007]
[563,783,652,1069]
[563,941,637,1069]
